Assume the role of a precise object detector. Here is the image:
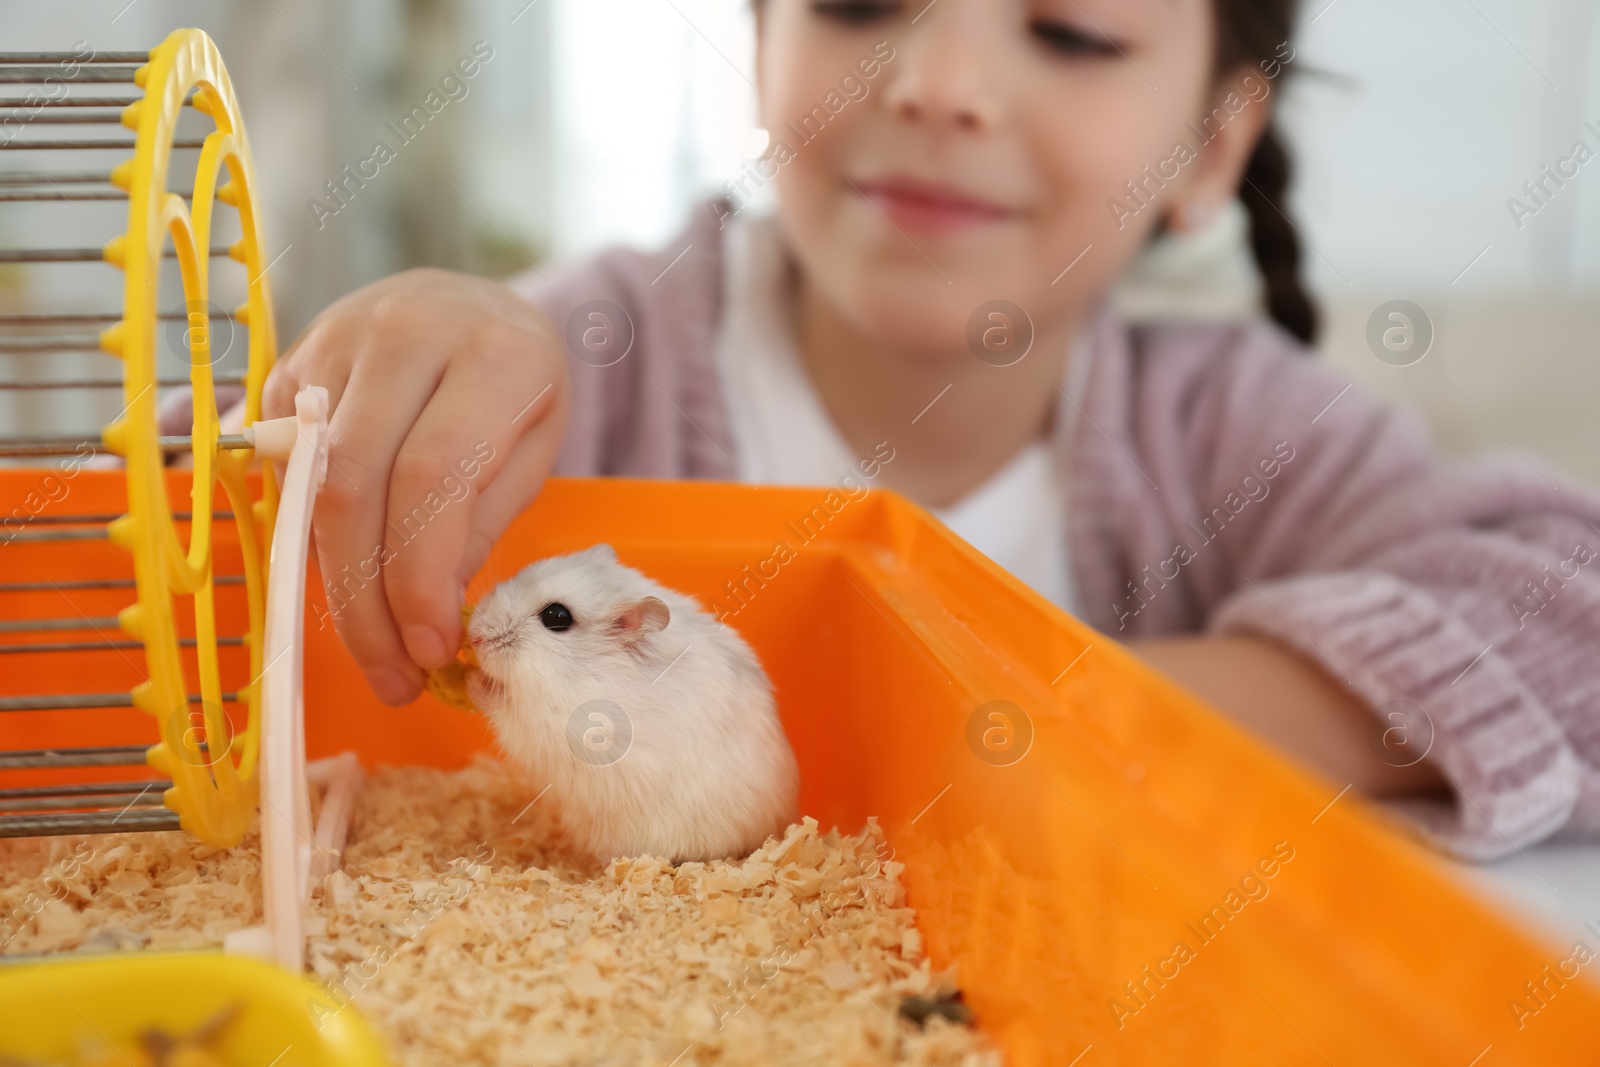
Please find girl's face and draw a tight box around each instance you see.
[756,0,1256,355]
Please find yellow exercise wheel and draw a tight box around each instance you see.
[102,28,279,847]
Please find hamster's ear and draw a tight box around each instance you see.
[612,596,669,642]
[586,544,619,563]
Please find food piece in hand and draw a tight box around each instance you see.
[424,603,479,712]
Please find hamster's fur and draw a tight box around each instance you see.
[467,544,800,864]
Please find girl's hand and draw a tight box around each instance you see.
[1128,636,1448,798]
[263,268,568,705]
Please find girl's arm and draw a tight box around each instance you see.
[1088,318,1600,861]
[1128,635,1449,798]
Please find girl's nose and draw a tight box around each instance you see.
[882,4,1005,134]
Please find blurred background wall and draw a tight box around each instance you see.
[1,0,1596,485]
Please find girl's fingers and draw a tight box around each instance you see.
[261,359,299,422]
[451,391,569,597]
[263,322,355,422]
[308,327,447,705]
[380,342,565,671]
[264,277,387,420]
[250,270,564,705]
[266,315,408,702]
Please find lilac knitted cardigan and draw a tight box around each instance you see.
[510,207,1600,861]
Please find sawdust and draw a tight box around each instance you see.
[1,759,999,1067]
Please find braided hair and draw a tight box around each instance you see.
[1214,0,1319,345]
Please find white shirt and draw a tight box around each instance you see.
[712,212,1084,617]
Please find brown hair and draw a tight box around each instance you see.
[1214,0,1318,344]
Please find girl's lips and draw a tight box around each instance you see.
[852,175,1017,235]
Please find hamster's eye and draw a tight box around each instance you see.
[538,602,574,632]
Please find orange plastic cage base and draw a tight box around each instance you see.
[3,469,1596,1065]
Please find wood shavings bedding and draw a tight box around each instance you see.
[1,758,1000,1067]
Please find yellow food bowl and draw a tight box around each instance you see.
[0,952,389,1065]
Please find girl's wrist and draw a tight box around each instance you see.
[1126,634,1450,800]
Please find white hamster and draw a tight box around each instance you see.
[466,544,800,864]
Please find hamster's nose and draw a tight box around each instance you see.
[466,628,511,656]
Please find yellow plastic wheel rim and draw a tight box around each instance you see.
[103,29,279,848]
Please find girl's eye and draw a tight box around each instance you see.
[539,603,574,631]
[1030,20,1123,58]
[810,0,898,25]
